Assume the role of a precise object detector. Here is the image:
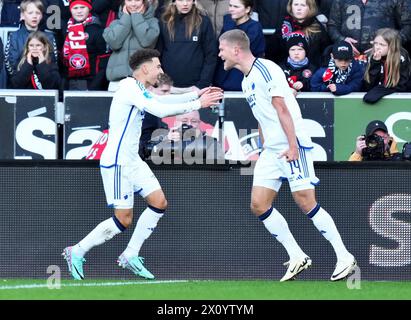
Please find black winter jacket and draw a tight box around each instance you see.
[328,0,411,53]
[10,60,61,89]
[157,13,217,88]
[363,49,411,103]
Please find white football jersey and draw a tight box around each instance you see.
[100,77,201,167]
[241,58,312,150]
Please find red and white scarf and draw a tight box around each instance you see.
[63,15,93,78]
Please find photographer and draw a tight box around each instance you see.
[146,110,225,163]
[348,120,399,161]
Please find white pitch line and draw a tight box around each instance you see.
[0,280,188,290]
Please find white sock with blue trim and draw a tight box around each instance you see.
[122,206,164,259]
[72,216,125,258]
[308,204,352,261]
[260,207,307,260]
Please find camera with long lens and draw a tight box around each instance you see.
[362,134,385,160]
[142,124,209,160]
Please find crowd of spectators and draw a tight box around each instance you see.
[0,0,410,99]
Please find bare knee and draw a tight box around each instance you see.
[293,189,317,213]
[250,201,270,216]
[114,209,133,228]
[146,190,168,211]
[154,197,168,211]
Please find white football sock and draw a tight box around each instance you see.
[72,216,125,258]
[260,207,307,260]
[122,206,164,259]
[308,204,352,261]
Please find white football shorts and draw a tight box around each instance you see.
[253,146,319,192]
[100,161,161,209]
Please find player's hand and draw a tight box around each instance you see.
[167,127,181,141]
[199,90,224,108]
[197,86,223,97]
[355,135,367,154]
[293,81,303,90]
[278,146,299,162]
[327,83,337,92]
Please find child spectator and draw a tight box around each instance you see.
[5,0,58,83]
[214,0,265,91]
[310,40,364,95]
[103,0,159,91]
[272,0,330,68]
[62,0,108,90]
[279,31,315,95]
[363,28,411,104]
[9,30,60,89]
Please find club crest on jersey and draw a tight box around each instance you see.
[70,54,86,69]
[143,91,153,99]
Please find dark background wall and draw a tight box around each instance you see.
[0,161,410,281]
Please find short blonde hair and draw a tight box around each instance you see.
[20,0,45,13]
[219,29,250,51]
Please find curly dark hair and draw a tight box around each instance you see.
[129,49,161,71]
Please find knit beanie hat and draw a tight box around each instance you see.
[69,0,92,10]
[285,32,308,52]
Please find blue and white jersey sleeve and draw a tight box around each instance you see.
[155,91,199,104]
[120,78,201,118]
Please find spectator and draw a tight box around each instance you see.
[9,30,60,88]
[349,120,400,161]
[327,0,411,61]
[363,28,411,104]
[61,0,109,90]
[103,0,160,91]
[273,0,330,68]
[214,0,265,91]
[279,31,315,95]
[139,72,173,159]
[310,40,364,95]
[92,0,122,28]
[157,0,217,90]
[163,109,225,162]
[5,0,58,83]
[197,0,230,37]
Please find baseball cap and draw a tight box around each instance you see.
[365,120,388,137]
[332,40,353,60]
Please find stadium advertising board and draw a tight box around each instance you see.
[334,94,411,160]
[224,93,334,161]
[0,90,58,159]
[0,162,409,281]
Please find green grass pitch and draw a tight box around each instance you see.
[0,279,410,300]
